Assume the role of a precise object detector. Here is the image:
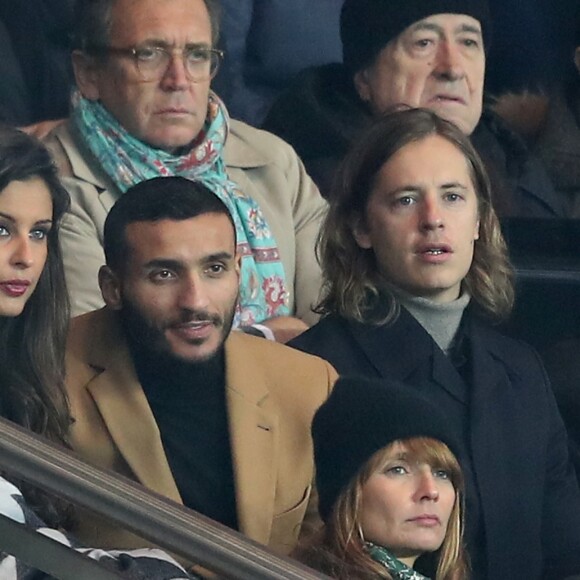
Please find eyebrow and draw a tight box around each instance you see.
[137,39,211,50]
[387,185,422,197]
[0,212,16,224]
[411,22,482,37]
[143,252,234,270]
[441,182,470,190]
[385,182,469,197]
[456,24,483,36]
[0,212,53,226]
[201,251,235,263]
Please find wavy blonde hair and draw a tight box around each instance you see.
[296,437,468,579]
[316,108,514,325]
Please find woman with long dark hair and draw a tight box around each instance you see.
[0,124,72,527]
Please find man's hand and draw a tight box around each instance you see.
[260,316,309,344]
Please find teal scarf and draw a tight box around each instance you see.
[71,90,290,327]
[365,542,430,580]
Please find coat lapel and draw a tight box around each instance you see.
[348,310,466,401]
[85,310,181,502]
[84,312,279,543]
[347,312,431,381]
[224,333,277,544]
[431,347,469,405]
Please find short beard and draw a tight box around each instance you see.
[118,294,236,366]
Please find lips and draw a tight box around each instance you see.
[156,107,192,115]
[416,243,452,255]
[414,242,453,264]
[171,319,213,338]
[430,94,467,105]
[168,312,223,341]
[408,514,441,526]
[0,280,31,297]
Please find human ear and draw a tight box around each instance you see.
[354,68,372,103]
[474,218,480,241]
[72,50,102,101]
[99,265,122,310]
[351,214,373,249]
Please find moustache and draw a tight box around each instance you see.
[167,310,223,329]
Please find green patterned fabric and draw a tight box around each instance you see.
[365,542,431,580]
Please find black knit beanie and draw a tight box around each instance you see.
[341,0,492,76]
[313,376,461,522]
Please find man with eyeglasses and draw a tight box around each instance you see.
[45,0,327,343]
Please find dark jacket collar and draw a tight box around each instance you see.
[347,307,469,403]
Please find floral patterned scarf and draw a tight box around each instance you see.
[365,542,431,580]
[72,90,290,326]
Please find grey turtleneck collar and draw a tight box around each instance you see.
[392,288,471,355]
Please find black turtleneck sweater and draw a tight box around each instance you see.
[129,342,238,530]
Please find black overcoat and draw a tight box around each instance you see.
[290,308,580,580]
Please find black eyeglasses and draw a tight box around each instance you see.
[93,45,224,82]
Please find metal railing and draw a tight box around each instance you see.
[0,417,329,579]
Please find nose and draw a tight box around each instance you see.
[419,195,444,231]
[415,471,440,502]
[179,274,210,311]
[160,52,190,90]
[10,236,34,269]
[433,40,465,81]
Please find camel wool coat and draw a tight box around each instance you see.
[65,308,337,556]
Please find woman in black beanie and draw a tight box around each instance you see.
[296,376,468,579]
